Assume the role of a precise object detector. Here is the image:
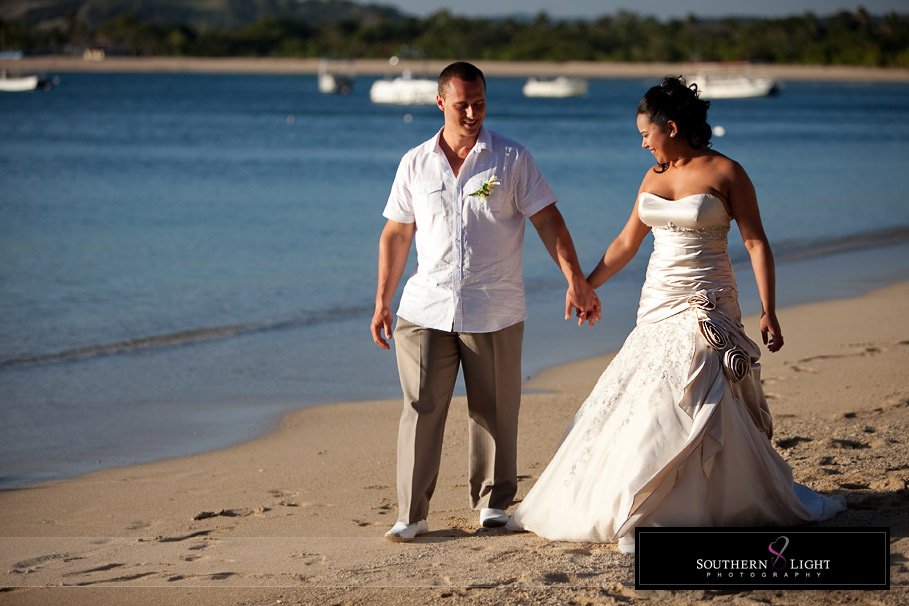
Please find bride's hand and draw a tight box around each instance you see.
[565,280,601,328]
[760,312,784,352]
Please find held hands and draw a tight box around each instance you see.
[371,305,394,350]
[760,311,784,353]
[565,277,602,328]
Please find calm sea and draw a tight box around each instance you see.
[1,73,908,488]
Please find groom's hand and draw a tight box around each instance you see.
[565,278,601,328]
[371,305,394,350]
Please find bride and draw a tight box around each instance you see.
[507,77,844,552]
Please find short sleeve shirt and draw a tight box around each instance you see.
[383,127,557,333]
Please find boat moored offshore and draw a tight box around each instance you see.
[522,76,588,98]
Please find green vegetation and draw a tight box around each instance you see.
[2,1,908,67]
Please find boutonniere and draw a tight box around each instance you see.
[469,175,501,198]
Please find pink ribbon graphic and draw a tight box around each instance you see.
[768,535,790,570]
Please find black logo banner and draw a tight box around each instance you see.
[635,527,890,590]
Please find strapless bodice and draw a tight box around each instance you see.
[638,191,731,234]
[636,192,740,326]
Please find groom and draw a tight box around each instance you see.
[370,61,599,542]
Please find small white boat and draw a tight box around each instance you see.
[317,59,353,95]
[369,71,437,105]
[0,73,39,92]
[522,76,588,98]
[318,72,353,95]
[685,71,778,100]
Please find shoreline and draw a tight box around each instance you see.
[3,56,909,82]
[0,280,907,603]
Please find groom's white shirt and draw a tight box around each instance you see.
[383,127,556,333]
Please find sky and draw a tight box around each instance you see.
[379,1,908,20]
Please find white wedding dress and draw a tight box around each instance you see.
[508,192,844,547]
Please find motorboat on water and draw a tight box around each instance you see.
[0,70,56,92]
[317,59,354,95]
[369,70,437,105]
[522,76,588,98]
[0,72,39,92]
[685,71,778,100]
[318,72,353,95]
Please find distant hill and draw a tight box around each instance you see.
[2,2,906,67]
[0,0,406,30]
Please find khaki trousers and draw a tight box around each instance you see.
[393,317,524,524]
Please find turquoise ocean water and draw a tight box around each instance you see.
[1,73,908,488]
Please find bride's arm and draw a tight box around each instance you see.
[728,162,784,352]
[586,198,650,290]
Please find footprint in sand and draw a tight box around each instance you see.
[62,563,125,577]
[562,547,592,556]
[829,438,870,449]
[291,552,327,566]
[789,365,818,374]
[372,499,393,516]
[838,481,871,490]
[270,489,303,506]
[156,530,213,543]
[192,507,270,521]
[775,436,813,449]
[541,571,570,584]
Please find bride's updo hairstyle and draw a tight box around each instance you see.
[638,76,712,150]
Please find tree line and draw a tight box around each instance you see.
[3,8,908,67]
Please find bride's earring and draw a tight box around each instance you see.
[670,131,676,138]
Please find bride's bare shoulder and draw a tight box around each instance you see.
[639,164,664,189]
[704,151,744,172]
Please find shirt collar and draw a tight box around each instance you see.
[474,126,491,154]
[431,126,491,156]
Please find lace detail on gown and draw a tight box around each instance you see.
[565,311,694,484]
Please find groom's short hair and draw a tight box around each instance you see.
[438,62,486,97]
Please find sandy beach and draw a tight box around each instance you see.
[0,279,906,605]
[3,56,909,82]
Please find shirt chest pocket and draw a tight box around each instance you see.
[412,184,451,227]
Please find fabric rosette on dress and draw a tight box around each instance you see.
[689,291,755,383]
[682,289,773,438]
